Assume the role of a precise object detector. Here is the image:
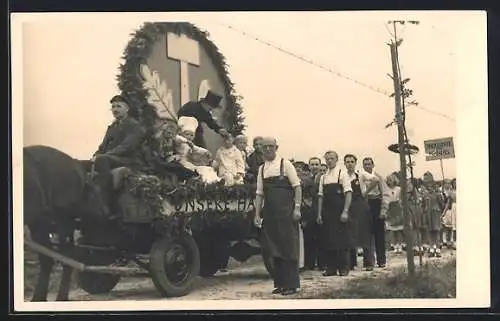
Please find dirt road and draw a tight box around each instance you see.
[37,249,455,301]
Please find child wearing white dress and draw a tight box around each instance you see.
[177,116,220,184]
[214,135,245,186]
[441,179,457,249]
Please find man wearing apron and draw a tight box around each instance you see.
[253,137,302,296]
[317,151,353,276]
[344,154,374,271]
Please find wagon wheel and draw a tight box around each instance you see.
[75,247,122,295]
[149,233,200,297]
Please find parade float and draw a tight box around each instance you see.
[29,22,315,299]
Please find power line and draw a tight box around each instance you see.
[219,21,456,122]
[220,22,392,97]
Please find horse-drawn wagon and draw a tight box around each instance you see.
[23,21,314,301]
[25,165,314,299]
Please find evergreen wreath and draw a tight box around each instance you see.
[116,22,246,136]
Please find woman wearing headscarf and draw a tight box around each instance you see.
[316,150,353,276]
[343,154,374,271]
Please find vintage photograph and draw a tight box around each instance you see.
[11,11,489,311]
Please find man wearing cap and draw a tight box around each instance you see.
[93,95,146,171]
[92,95,146,216]
[177,90,230,149]
[253,137,302,296]
[246,136,265,183]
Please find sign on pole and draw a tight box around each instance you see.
[424,137,455,161]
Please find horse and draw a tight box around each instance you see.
[23,145,109,301]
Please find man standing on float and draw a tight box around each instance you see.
[253,137,302,296]
[177,90,229,148]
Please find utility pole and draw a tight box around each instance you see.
[388,20,419,276]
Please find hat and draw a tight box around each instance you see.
[110,95,130,106]
[178,116,199,133]
[202,90,223,108]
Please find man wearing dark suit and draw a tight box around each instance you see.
[177,90,229,149]
[302,157,323,270]
[245,136,265,183]
[93,95,146,173]
[92,95,146,217]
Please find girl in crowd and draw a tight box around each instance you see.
[344,154,374,271]
[381,173,405,254]
[441,179,457,249]
[317,151,353,276]
[407,178,425,255]
[214,135,246,186]
[420,172,443,258]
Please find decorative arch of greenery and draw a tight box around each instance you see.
[116,22,246,136]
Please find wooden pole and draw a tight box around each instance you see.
[389,41,415,276]
[440,156,446,187]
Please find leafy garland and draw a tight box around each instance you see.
[116,22,246,136]
[123,173,317,233]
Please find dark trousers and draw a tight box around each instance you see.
[325,249,349,274]
[303,224,319,269]
[368,198,386,266]
[273,257,300,289]
[349,246,375,269]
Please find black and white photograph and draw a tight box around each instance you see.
[11,11,489,311]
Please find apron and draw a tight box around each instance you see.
[348,172,373,247]
[321,169,352,250]
[260,158,300,261]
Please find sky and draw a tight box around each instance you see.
[19,11,485,179]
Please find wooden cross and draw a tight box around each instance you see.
[167,33,201,106]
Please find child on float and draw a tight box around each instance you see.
[214,134,245,186]
[441,179,457,249]
[381,173,405,254]
[176,116,221,184]
[145,118,198,186]
[234,135,249,167]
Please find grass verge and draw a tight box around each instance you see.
[312,258,456,299]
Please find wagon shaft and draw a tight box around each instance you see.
[84,266,149,277]
[25,239,149,277]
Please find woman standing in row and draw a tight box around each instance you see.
[317,151,353,276]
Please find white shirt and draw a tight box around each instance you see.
[318,166,353,196]
[359,169,383,198]
[346,170,367,195]
[256,157,301,196]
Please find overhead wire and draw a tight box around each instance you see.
[219,21,455,122]
[220,22,392,97]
